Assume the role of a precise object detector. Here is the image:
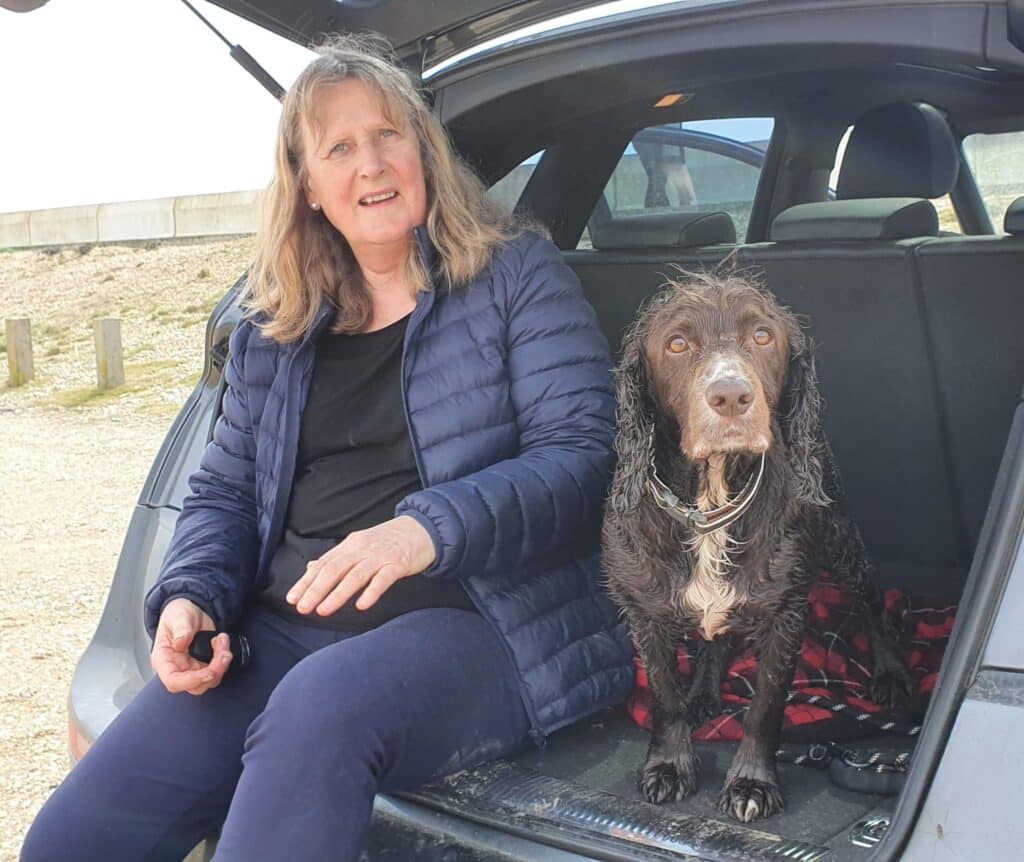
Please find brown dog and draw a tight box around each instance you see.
[602,270,912,822]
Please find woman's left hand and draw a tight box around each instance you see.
[286,515,436,616]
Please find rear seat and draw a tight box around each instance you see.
[737,205,961,592]
[565,210,738,355]
[570,102,992,596]
[739,103,970,593]
[913,196,1024,552]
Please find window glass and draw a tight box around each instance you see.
[933,195,959,233]
[964,131,1024,232]
[830,126,961,234]
[587,117,773,247]
[487,150,544,212]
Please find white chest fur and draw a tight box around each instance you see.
[680,455,743,639]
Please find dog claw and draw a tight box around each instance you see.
[639,758,698,804]
[718,778,784,822]
[740,797,760,822]
[870,667,915,714]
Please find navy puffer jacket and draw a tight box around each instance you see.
[144,229,634,741]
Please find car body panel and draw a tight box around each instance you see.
[898,669,1024,861]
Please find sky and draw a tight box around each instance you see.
[0,0,778,216]
[0,0,315,214]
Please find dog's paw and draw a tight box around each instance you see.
[686,694,722,728]
[870,666,915,714]
[639,755,698,804]
[718,777,784,823]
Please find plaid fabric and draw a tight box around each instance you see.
[626,572,956,742]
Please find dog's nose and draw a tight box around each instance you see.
[706,378,754,417]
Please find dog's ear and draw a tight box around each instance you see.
[609,322,657,516]
[780,334,831,506]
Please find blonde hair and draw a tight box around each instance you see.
[245,33,520,342]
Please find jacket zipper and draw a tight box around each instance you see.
[259,306,334,579]
[400,232,545,746]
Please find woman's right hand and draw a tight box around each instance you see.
[150,598,233,696]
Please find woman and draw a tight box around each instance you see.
[22,34,633,862]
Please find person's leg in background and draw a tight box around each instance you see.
[213,608,531,862]
[20,610,337,862]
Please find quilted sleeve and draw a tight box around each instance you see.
[143,321,261,638]
[396,234,616,580]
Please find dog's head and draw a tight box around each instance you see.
[643,272,794,459]
[611,269,827,512]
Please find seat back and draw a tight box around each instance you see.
[567,106,1016,597]
[736,236,964,591]
[567,245,739,357]
[913,199,1024,552]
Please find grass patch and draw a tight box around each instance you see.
[175,316,207,330]
[45,346,61,357]
[50,383,144,409]
[130,359,181,375]
[46,360,186,409]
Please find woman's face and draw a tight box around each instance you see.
[302,79,428,260]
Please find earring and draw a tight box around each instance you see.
[311,202,321,211]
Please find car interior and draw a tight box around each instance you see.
[380,48,1024,855]
[95,5,1024,857]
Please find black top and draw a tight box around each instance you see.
[257,312,475,631]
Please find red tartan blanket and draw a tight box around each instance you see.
[626,573,956,742]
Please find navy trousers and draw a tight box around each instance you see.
[21,607,530,862]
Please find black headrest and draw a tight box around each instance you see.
[838,103,959,200]
[1005,196,1024,235]
[589,210,736,250]
[770,199,939,242]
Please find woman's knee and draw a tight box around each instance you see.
[242,644,398,772]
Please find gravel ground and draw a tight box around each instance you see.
[0,236,255,861]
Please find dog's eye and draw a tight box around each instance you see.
[667,336,689,354]
[753,328,773,346]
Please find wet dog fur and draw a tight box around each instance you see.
[602,270,913,822]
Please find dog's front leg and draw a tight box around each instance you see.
[686,637,729,727]
[632,615,698,803]
[718,601,805,822]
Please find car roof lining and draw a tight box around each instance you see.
[449,56,1024,190]
[448,50,1024,248]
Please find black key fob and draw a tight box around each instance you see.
[188,631,252,668]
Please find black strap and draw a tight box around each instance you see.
[775,741,913,796]
[829,758,908,795]
[768,691,920,796]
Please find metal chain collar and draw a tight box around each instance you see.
[646,427,766,535]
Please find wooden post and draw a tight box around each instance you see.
[5,318,34,387]
[93,318,124,390]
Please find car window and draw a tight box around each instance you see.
[487,150,544,212]
[581,118,773,247]
[963,131,1024,233]
[830,125,960,233]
